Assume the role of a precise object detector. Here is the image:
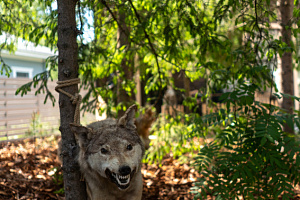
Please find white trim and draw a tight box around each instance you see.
[11,66,33,78]
[0,35,57,62]
[1,49,55,62]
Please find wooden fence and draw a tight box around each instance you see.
[0,77,95,141]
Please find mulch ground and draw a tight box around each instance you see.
[0,136,199,200]
[1,136,300,200]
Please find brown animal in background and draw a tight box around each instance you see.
[135,107,156,149]
[70,105,145,200]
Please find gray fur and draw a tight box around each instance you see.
[70,105,144,200]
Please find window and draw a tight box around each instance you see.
[11,67,33,78]
[16,72,29,78]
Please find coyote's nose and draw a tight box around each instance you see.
[119,166,131,176]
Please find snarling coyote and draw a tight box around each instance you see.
[70,105,145,200]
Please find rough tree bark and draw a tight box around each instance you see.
[57,0,87,199]
[280,0,294,134]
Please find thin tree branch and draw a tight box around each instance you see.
[77,0,84,34]
[127,0,159,65]
[127,0,165,107]
[99,0,128,40]
[100,0,165,107]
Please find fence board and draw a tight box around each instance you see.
[0,77,95,141]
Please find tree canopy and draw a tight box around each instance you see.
[1,0,299,113]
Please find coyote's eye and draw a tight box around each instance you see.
[101,148,108,154]
[126,144,133,151]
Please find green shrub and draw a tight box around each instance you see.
[192,83,300,199]
[26,112,45,137]
[143,112,201,164]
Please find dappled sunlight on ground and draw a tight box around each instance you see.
[0,136,200,200]
[1,136,299,200]
[0,136,63,199]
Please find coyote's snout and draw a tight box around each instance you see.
[105,165,135,190]
[70,105,145,200]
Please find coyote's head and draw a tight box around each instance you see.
[70,105,145,190]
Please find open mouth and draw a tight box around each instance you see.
[105,168,136,190]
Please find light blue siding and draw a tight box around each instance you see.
[0,57,46,78]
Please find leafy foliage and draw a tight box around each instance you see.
[192,84,300,199]
[187,0,300,198]
[1,0,300,198]
[0,0,55,73]
[15,56,58,106]
[144,112,203,164]
[72,0,252,115]
[0,0,299,111]
[25,112,54,137]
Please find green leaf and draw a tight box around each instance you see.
[261,136,267,146]
[266,135,274,143]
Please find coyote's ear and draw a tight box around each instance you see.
[118,104,137,129]
[70,123,94,149]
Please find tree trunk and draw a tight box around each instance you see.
[57,0,87,199]
[280,0,294,134]
[184,72,191,113]
[117,3,135,117]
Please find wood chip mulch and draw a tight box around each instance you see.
[1,137,299,200]
[0,137,199,200]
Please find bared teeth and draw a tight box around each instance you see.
[112,173,130,185]
[118,174,130,180]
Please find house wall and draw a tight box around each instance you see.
[0,57,45,78]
